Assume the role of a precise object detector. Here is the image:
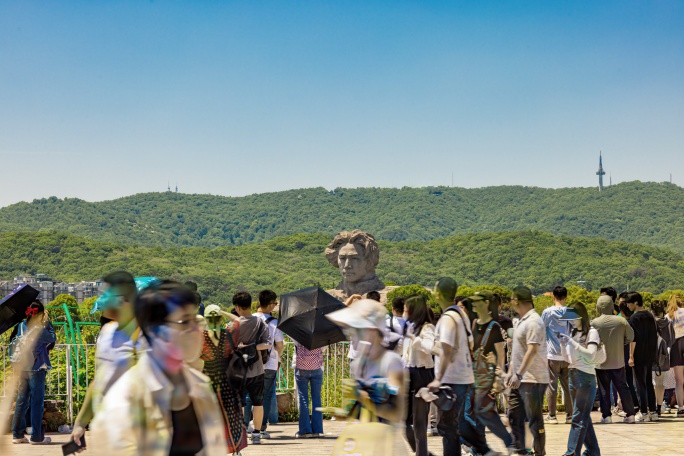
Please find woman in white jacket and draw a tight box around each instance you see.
[91,281,226,456]
[558,302,602,456]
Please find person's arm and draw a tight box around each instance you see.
[428,317,457,390]
[624,320,634,344]
[35,320,56,345]
[71,383,95,446]
[415,325,436,354]
[629,318,638,366]
[428,342,453,390]
[220,310,239,322]
[344,294,363,306]
[494,341,505,372]
[507,343,539,389]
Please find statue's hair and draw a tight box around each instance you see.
[324,230,380,269]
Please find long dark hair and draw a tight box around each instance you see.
[568,302,591,338]
[405,294,434,334]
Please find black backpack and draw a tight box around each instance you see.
[387,315,407,351]
[653,317,674,375]
[225,320,263,389]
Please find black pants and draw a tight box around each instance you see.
[624,365,640,410]
[437,384,469,456]
[596,368,636,418]
[633,362,656,413]
[509,383,546,456]
[405,367,434,456]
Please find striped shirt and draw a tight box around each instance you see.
[294,342,323,370]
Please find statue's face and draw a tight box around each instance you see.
[338,242,368,284]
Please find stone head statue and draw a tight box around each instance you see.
[325,230,384,296]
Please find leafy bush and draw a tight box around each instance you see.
[386,284,438,314]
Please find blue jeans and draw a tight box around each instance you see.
[295,368,323,435]
[437,383,470,456]
[509,382,546,456]
[565,369,601,456]
[243,369,278,430]
[268,369,279,425]
[459,387,490,454]
[474,388,513,448]
[12,370,47,442]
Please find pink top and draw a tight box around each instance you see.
[294,342,324,370]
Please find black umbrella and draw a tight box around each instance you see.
[277,286,347,350]
[0,284,40,336]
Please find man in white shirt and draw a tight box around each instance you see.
[541,286,572,424]
[246,290,285,436]
[428,277,479,456]
[506,286,549,456]
[386,296,407,352]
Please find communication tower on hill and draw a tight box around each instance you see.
[596,152,606,191]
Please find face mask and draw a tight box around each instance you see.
[155,325,203,364]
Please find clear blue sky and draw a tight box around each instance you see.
[1,1,682,207]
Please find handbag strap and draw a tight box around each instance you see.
[479,320,497,351]
[444,309,473,356]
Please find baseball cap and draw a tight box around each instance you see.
[204,304,222,317]
[326,298,389,338]
[558,308,581,321]
[511,286,533,303]
[469,290,494,302]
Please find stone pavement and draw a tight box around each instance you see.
[3,411,683,455]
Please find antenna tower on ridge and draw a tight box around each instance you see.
[596,152,606,191]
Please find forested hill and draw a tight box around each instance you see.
[1,181,683,253]
[1,230,682,303]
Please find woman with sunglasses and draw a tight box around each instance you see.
[200,304,246,456]
[91,281,226,456]
[11,299,56,445]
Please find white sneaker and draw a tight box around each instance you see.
[649,412,659,421]
[565,416,572,424]
[12,437,29,444]
[29,437,51,445]
[461,444,472,456]
[260,431,271,439]
[635,412,650,422]
[600,416,612,424]
[427,426,438,436]
[246,425,254,434]
[544,415,558,424]
[623,415,635,423]
[617,409,627,417]
[251,432,261,445]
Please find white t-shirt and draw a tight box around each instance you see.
[509,310,550,384]
[92,321,147,412]
[434,308,474,385]
[563,328,600,376]
[255,312,284,371]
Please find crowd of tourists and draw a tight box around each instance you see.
[7,271,684,456]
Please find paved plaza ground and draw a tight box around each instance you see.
[3,411,683,456]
